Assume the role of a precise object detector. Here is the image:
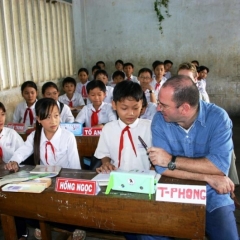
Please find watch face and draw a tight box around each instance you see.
[168,161,176,170]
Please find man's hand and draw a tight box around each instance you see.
[4,161,19,172]
[96,162,117,173]
[206,175,235,194]
[147,147,171,167]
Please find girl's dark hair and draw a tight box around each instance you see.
[0,102,6,112]
[21,81,38,93]
[42,82,58,95]
[34,98,59,164]
[86,80,106,94]
[113,80,144,102]
[78,68,89,75]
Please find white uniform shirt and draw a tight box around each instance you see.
[10,127,81,169]
[58,92,85,108]
[0,127,24,163]
[140,103,157,121]
[76,81,89,100]
[197,80,210,103]
[104,86,114,103]
[124,75,139,83]
[57,101,75,123]
[94,118,152,171]
[75,102,117,127]
[12,101,37,127]
[150,77,167,99]
[164,71,171,79]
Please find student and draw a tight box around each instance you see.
[147,75,238,240]
[91,65,101,80]
[96,61,105,70]
[5,98,83,240]
[94,69,113,103]
[42,82,74,123]
[163,60,173,79]
[76,68,90,102]
[123,62,139,83]
[13,81,38,127]
[0,102,24,163]
[151,60,162,79]
[58,77,85,110]
[138,68,157,104]
[75,80,117,127]
[197,65,210,102]
[151,61,167,99]
[114,59,124,71]
[95,80,152,173]
[139,93,157,121]
[111,70,125,87]
[177,62,210,103]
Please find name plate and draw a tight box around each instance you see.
[55,177,100,195]
[60,123,83,136]
[83,127,102,136]
[156,183,206,205]
[7,123,25,133]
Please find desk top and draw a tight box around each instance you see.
[0,165,206,239]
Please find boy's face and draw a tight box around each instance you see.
[123,66,134,77]
[113,75,124,85]
[164,63,172,72]
[97,63,105,70]
[115,62,123,71]
[63,83,75,95]
[88,87,106,108]
[112,97,142,125]
[154,65,165,80]
[78,71,88,83]
[198,70,208,80]
[96,73,108,85]
[138,71,152,88]
[43,87,59,101]
[22,87,38,105]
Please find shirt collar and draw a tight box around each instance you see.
[40,127,62,151]
[89,102,105,111]
[195,100,206,127]
[118,118,139,129]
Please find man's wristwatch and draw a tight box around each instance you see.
[168,155,177,170]
[149,90,154,94]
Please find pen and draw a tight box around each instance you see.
[138,136,148,151]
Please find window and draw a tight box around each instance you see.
[0,0,74,90]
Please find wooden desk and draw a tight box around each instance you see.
[0,166,206,240]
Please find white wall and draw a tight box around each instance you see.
[73,0,240,115]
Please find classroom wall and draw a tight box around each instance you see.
[73,0,240,115]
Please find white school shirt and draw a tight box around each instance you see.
[140,102,157,121]
[0,127,24,163]
[12,101,37,127]
[57,101,75,123]
[150,77,167,99]
[10,127,81,169]
[75,102,117,127]
[104,86,113,103]
[76,81,89,99]
[197,80,210,103]
[124,75,139,83]
[164,71,171,79]
[58,92,85,108]
[94,118,152,171]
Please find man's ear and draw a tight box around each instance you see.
[180,102,191,114]
[112,101,117,110]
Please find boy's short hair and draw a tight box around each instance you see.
[138,68,152,78]
[62,77,76,87]
[96,61,105,67]
[94,69,108,79]
[86,80,106,94]
[164,60,173,66]
[152,60,162,69]
[123,62,134,69]
[78,68,89,75]
[115,59,124,66]
[92,65,101,72]
[112,70,125,80]
[191,60,199,66]
[178,62,198,78]
[153,61,164,70]
[42,81,58,95]
[198,65,209,73]
[113,80,143,103]
[21,81,38,93]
